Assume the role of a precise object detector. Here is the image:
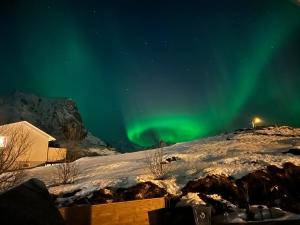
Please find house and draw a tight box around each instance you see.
[0,121,67,168]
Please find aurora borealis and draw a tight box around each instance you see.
[1,1,300,150]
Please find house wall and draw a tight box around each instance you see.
[0,123,51,168]
[20,128,49,164]
[47,147,67,162]
[59,198,166,225]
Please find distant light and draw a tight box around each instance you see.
[252,117,262,128]
[253,117,262,124]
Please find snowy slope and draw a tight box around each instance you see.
[26,126,300,198]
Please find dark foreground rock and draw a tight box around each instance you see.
[0,178,65,225]
[89,188,115,204]
[182,175,241,205]
[284,148,300,155]
[182,163,300,215]
[56,182,169,207]
[116,181,168,201]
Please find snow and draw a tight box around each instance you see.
[208,194,237,210]
[24,126,300,199]
[176,192,206,207]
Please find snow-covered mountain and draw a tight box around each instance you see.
[0,91,118,156]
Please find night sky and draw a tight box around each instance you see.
[1,0,300,151]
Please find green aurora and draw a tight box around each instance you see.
[124,3,300,147]
[1,1,300,150]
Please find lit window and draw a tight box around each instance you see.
[0,136,8,148]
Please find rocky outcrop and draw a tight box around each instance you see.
[181,163,300,215]
[89,188,115,204]
[55,182,169,207]
[0,91,117,156]
[0,91,86,140]
[182,175,241,206]
[115,182,168,201]
[0,179,65,225]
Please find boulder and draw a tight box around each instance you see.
[197,193,236,216]
[181,163,300,213]
[236,170,278,206]
[89,188,114,204]
[283,148,300,155]
[116,182,168,201]
[182,175,241,205]
[0,178,65,225]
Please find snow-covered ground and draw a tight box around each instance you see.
[25,126,300,199]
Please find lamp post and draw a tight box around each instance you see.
[252,117,262,128]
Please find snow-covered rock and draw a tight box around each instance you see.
[176,192,206,207]
[0,91,117,156]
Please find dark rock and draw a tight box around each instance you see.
[283,162,300,178]
[182,175,241,205]
[283,148,300,155]
[89,188,114,204]
[236,163,300,213]
[116,182,168,201]
[165,156,181,163]
[282,162,300,195]
[53,182,169,207]
[0,178,65,225]
[198,193,234,216]
[237,170,278,206]
[181,163,300,213]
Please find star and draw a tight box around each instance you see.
[90,8,97,16]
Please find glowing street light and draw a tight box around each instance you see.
[252,117,262,128]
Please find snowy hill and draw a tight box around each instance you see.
[0,91,118,156]
[19,125,300,222]
[26,126,300,200]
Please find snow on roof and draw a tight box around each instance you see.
[0,121,56,141]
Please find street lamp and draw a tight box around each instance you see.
[252,117,262,128]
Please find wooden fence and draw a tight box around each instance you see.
[59,197,165,225]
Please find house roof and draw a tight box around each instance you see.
[0,121,56,142]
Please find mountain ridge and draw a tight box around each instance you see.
[0,91,118,157]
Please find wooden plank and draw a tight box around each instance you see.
[60,197,165,225]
